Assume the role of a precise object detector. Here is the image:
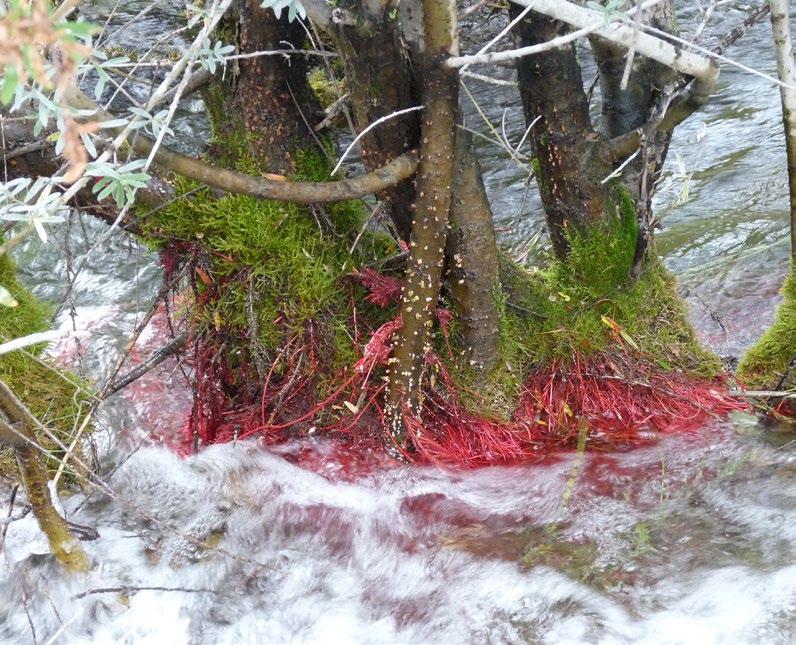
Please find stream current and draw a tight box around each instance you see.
[1,2,794,643]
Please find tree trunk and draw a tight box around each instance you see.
[387,0,458,439]
[203,0,322,173]
[770,0,796,265]
[332,1,421,241]
[588,1,678,274]
[509,7,614,259]
[589,0,678,200]
[446,129,502,375]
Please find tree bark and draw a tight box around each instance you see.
[446,129,502,375]
[589,0,678,191]
[510,7,614,259]
[203,0,323,173]
[332,1,421,241]
[387,0,458,439]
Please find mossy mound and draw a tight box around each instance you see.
[0,243,92,480]
[737,272,796,393]
[456,204,723,420]
[138,149,398,444]
[308,66,347,111]
[142,151,394,363]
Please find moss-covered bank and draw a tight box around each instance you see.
[0,241,92,480]
[737,272,796,393]
[452,195,723,420]
[137,148,400,444]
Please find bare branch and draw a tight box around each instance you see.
[59,87,420,204]
[104,333,188,398]
[606,3,772,162]
[514,0,718,82]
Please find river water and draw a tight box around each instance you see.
[1,2,794,643]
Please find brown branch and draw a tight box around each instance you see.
[0,378,89,572]
[104,333,188,398]
[64,87,419,204]
[73,586,215,600]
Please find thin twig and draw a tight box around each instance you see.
[104,333,188,398]
[72,586,216,600]
[330,106,424,177]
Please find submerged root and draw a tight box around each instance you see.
[399,351,744,466]
[176,311,744,466]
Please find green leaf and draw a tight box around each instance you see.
[1,66,19,105]
[57,20,99,39]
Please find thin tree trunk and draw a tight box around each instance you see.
[589,0,678,194]
[447,129,502,375]
[387,0,459,439]
[770,0,796,265]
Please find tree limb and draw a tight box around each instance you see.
[605,3,771,162]
[104,333,188,398]
[510,0,719,82]
[62,87,419,204]
[0,378,89,572]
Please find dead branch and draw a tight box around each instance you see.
[104,333,188,398]
[56,86,420,204]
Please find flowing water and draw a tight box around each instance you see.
[1,2,794,643]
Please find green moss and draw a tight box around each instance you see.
[737,272,796,390]
[308,67,346,109]
[0,244,92,480]
[453,200,721,419]
[140,147,396,385]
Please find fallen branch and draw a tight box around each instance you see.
[729,390,796,399]
[506,0,718,82]
[73,586,215,600]
[605,2,770,162]
[0,378,89,572]
[447,0,667,68]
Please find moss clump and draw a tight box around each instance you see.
[308,67,347,110]
[737,272,796,391]
[0,243,92,480]
[140,148,396,386]
[455,201,722,418]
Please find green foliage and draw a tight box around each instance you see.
[737,272,796,390]
[140,148,396,374]
[0,243,91,480]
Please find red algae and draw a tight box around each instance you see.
[152,261,747,468]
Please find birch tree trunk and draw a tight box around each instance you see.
[770,0,796,265]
